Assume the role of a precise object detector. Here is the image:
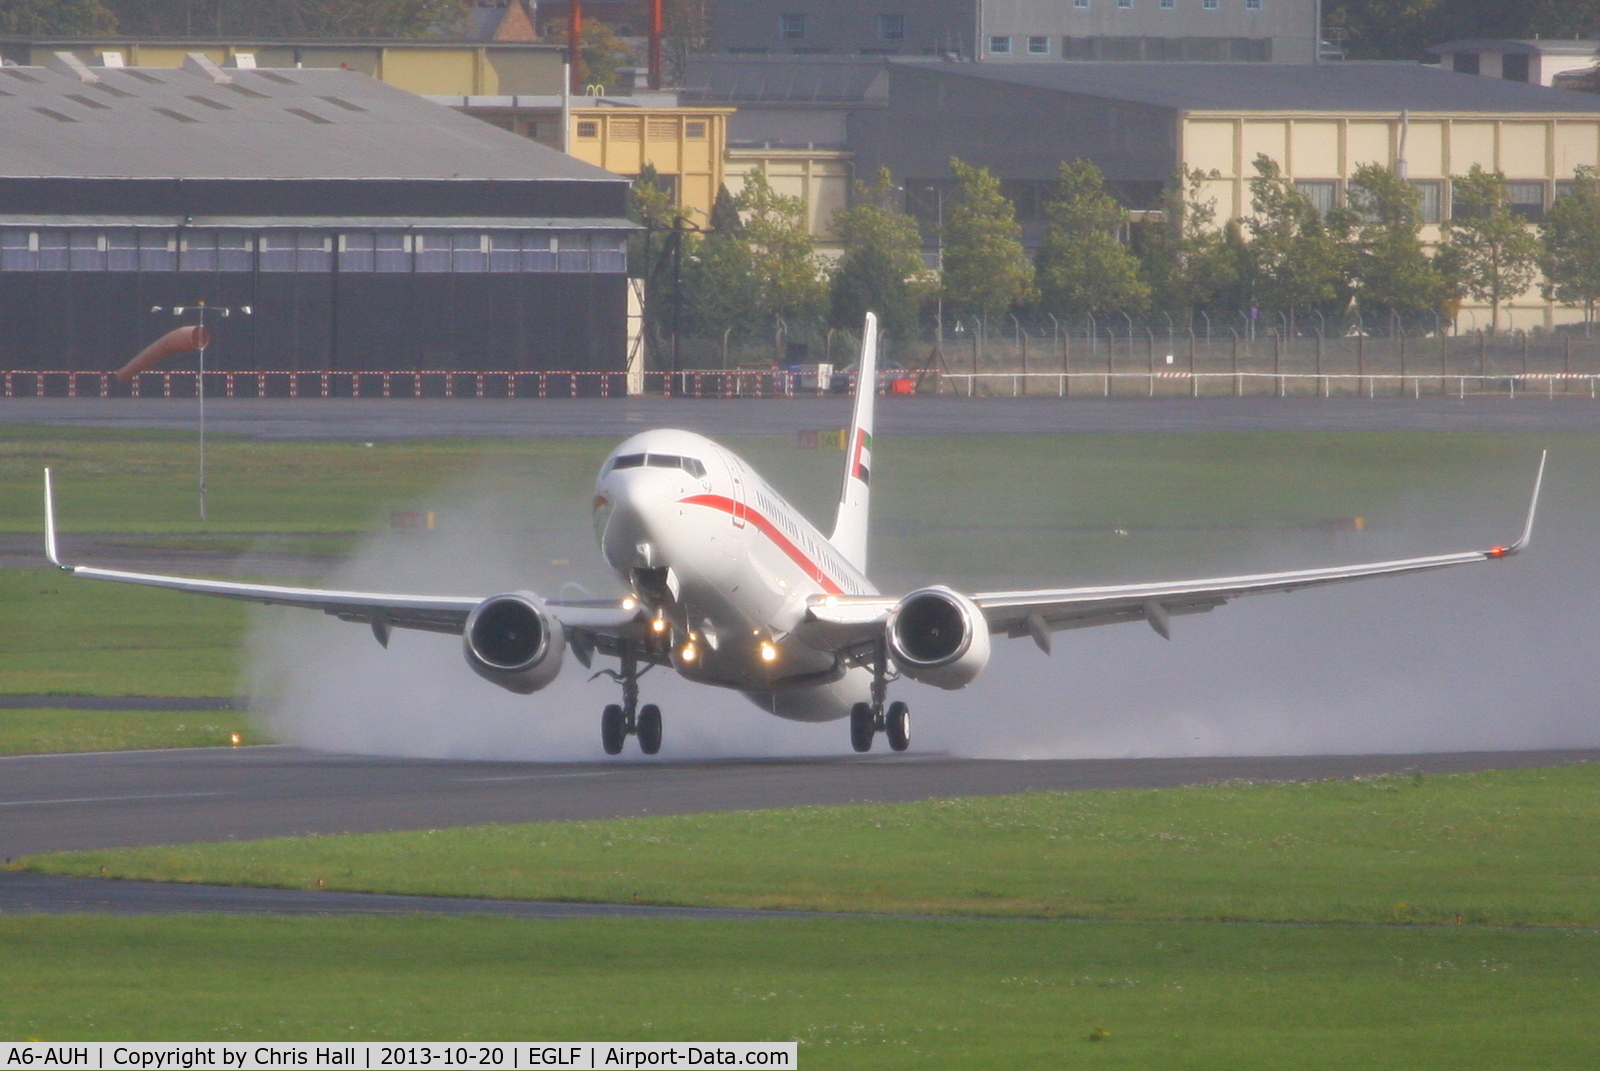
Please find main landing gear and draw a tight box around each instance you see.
[849,643,910,754]
[600,649,662,756]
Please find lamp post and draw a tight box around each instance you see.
[150,301,251,522]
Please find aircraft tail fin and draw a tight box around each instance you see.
[830,312,877,573]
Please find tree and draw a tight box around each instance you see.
[663,0,711,85]
[1324,1,1600,61]
[1139,166,1240,319]
[1033,159,1149,318]
[708,184,743,234]
[629,164,691,347]
[1437,165,1542,332]
[1343,163,1447,322]
[828,168,933,339]
[940,158,1035,323]
[101,0,461,37]
[734,169,826,326]
[0,0,114,34]
[1244,155,1347,324]
[541,17,633,91]
[1541,167,1600,326]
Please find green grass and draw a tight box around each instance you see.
[1,914,1596,1068]
[0,708,264,755]
[23,765,1600,927]
[0,569,248,696]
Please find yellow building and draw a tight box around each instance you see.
[0,37,566,96]
[727,146,855,251]
[856,60,1600,330]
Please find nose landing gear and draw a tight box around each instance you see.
[598,648,663,756]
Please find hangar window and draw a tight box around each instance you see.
[1075,0,1090,7]
[375,232,411,272]
[489,232,523,272]
[988,36,1011,54]
[1247,0,1262,8]
[340,232,376,272]
[107,229,139,271]
[217,232,253,271]
[524,233,557,272]
[70,230,106,271]
[138,230,176,271]
[557,234,590,272]
[452,232,488,272]
[0,230,36,271]
[685,120,707,138]
[180,230,217,272]
[576,120,599,138]
[296,231,333,271]
[1203,0,1217,8]
[416,233,453,272]
[591,233,626,273]
[1028,36,1050,54]
[37,231,70,271]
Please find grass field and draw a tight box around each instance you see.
[2,914,1596,1068]
[0,707,261,755]
[24,764,1600,927]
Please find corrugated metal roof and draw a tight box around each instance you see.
[0,59,627,183]
[0,214,640,229]
[891,59,1600,114]
[681,54,889,103]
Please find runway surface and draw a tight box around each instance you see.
[7,396,1600,439]
[5,744,1595,861]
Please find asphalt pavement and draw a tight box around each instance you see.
[8,396,1600,439]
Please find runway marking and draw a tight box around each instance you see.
[0,791,224,807]
[454,771,617,783]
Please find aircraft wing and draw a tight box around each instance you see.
[41,470,638,639]
[810,452,1545,653]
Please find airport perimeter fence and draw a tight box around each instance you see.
[8,315,1600,401]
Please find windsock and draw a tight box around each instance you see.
[116,325,211,382]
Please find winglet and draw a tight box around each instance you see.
[43,468,66,569]
[1493,450,1546,558]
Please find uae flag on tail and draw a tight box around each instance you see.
[852,429,872,484]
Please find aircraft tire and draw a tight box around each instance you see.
[637,703,663,755]
[601,704,626,756]
[849,702,875,753]
[885,701,911,752]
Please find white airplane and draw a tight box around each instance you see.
[43,313,1545,757]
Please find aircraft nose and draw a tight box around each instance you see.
[599,470,662,569]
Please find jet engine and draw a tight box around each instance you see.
[462,592,565,694]
[886,586,991,690]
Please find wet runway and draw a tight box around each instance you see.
[5,744,1595,861]
[7,396,1600,440]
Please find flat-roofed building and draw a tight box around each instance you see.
[1428,39,1600,88]
[710,0,1319,64]
[0,53,634,372]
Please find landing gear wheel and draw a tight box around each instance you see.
[849,702,875,753]
[637,704,663,755]
[601,704,626,756]
[885,700,911,753]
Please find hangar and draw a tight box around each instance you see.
[0,52,633,374]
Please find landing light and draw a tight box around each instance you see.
[681,644,697,662]
[760,642,778,663]
[622,596,638,611]
[651,616,667,633]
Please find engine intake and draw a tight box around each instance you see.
[463,592,565,694]
[886,586,991,690]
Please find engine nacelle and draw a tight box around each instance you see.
[462,592,565,694]
[886,586,991,690]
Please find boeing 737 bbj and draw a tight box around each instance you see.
[43,314,1545,756]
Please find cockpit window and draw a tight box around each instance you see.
[610,453,706,479]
